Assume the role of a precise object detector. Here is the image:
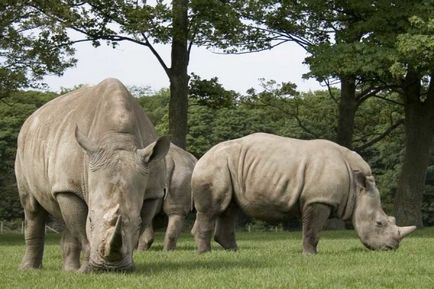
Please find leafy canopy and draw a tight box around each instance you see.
[0,0,75,98]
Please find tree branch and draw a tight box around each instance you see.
[354,119,404,152]
[324,78,338,104]
[371,94,404,106]
[140,33,170,76]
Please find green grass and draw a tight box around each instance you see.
[1,228,433,289]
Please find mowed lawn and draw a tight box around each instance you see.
[1,228,433,289]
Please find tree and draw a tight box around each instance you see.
[0,91,56,220]
[30,0,250,148]
[0,0,75,99]
[392,14,434,226]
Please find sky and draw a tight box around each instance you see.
[43,39,325,95]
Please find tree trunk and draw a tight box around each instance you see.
[394,71,434,227]
[325,76,357,230]
[336,76,357,149]
[168,0,189,149]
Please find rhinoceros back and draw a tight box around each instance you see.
[15,78,159,217]
[203,133,372,221]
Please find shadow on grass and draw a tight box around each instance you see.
[0,233,60,246]
[137,244,197,252]
[134,258,264,275]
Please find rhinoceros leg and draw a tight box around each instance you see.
[137,198,161,251]
[61,228,81,271]
[214,202,238,251]
[19,194,48,270]
[56,193,89,272]
[137,224,154,251]
[302,203,331,255]
[163,214,185,251]
[192,212,216,254]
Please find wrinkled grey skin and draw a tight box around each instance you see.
[15,78,170,272]
[137,144,197,251]
[191,133,416,254]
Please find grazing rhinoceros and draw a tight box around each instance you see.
[15,78,170,272]
[137,144,197,251]
[191,133,416,254]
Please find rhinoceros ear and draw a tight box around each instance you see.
[365,175,377,191]
[138,136,170,164]
[353,170,366,189]
[75,126,98,154]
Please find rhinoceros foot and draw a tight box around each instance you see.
[19,261,42,271]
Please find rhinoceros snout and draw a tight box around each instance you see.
[87,260,135,273]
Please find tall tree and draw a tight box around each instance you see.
[392,13,434,226]
[31,0,249,148]
[0,0,75,99]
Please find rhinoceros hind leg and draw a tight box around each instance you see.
[163,214,185,251]
[56,193,89,272]
[302,203,331,255]
[137,198,161,251]
[214,202,238,251]
[19,194,48,270]
[192,212,215,253]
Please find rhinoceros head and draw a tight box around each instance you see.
[352,172,416,251]
[75,127,169,272]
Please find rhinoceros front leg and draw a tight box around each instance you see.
[61,228,82,271]
[137,198,161,251]
[19,194,48,270]
[214,202,238,251]
[137,224,154,251]
[163,214,185,251]
[302,203,331,255]
[56,193,89,272]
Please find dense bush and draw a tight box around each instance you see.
[1,84,433,226]
[0,91,56,220]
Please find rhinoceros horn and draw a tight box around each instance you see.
[106,215,123,261]
[399,226,416,239]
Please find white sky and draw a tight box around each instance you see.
[43,39,325,94]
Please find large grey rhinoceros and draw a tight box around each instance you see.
[191,133,416,254]
[137,144,197,251]
[15,78,170,272]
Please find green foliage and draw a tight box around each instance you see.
[1,230,433,288]
[137,87,170,130]
[395,16,434,76]
[0,1,75,98]
[0,90,56,220]
[187,103,283,157]
[189,73,239,109]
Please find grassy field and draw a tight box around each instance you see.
[1,228,433,289]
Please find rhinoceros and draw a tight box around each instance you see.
[137,144,197,251]
[15,78,170,272]
[191,133,416,254]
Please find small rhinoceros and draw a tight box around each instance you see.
[137,144,197,251]
[191,133,416,254]
[15,78,170,272]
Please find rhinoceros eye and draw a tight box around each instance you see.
[89,216,94,231]
[376,220,386,227]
